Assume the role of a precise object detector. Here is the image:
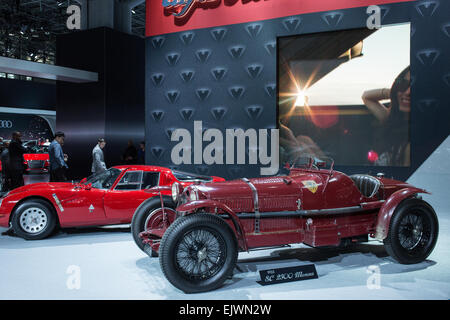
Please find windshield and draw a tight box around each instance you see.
[84,168,122,189]
[288,156,334,170]
[26,146,49,154]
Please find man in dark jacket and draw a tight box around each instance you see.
[49,132,68,182]
[122,140,138,164]
[8,132,26,189]
[1,141,11,192]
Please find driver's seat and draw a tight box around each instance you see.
[350,174,381,198]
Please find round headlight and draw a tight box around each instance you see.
[171,182,180,202]
[189,189,198,201]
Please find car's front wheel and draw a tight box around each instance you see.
[159,213,238,293]
[11,199,57,240]
[384,198,438,264]
[131,197,176,257]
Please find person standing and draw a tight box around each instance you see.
[48,132,68,182]
[92,138,107,174]
[8,132,26,189]
[122,140,138,164]
[1,141,11,192]
[137,141,145,164]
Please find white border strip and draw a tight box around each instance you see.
[0,106,56,116]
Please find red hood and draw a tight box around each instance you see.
[24,153,49,161]
[189,173,319,213]
[7,182,75,195]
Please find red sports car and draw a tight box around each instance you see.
[0,145,50,174]
[141,157,439,293]
[23,145,50,173]
[0,165,224,240]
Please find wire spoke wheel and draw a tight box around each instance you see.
[19,207,48,234]
[384,199,438,264]
[159,213,238,293]
[398,213,428,251]
[174,227,227,282]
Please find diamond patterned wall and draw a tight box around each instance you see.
[145,0,450,180]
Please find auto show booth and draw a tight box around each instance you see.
[143,0,450,181]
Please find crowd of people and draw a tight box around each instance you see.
[0,131,146,192]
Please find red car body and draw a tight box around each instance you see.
[0,146,50,174]
[0,165,224,239]
[143,159,439,293]
[23,152,50,173]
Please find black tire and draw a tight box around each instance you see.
[384,198,438,264]
[131,196,176,257]
[11,199,57,240]
[159,213,238,293]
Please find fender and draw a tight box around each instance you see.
[177,200,248,251]
[374,187,429,240]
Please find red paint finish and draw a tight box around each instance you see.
[0,153,50,173]
[0,165,224,229]
[162,164,431,251]
[374,187,429,240]
[147,0,413,36]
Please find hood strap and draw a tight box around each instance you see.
[241,178,260,234]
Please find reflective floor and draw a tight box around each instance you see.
[0,218,449,299]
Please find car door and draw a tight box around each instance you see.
[59,188,108,227]
[103,170,161,223]
[58,168,121,227]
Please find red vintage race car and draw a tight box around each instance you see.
[0,165,224,241]
[141,157,439,293]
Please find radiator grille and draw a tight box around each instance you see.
[27,160,45,169]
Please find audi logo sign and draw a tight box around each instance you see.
[0,120,13,128]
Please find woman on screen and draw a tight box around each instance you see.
[362,66,411,166]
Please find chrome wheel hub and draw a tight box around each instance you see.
[20,208,47,234]
[197,247,207,263]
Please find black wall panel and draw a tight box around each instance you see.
[145,0,450,181]
[0,78,56,110]
[57,27,144,179]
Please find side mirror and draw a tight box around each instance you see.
[80,178,87,184]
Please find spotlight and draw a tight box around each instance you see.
[294,90,308,107]
[132,9,136,14]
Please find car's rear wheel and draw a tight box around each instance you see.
[11,199,57,240]
[384,198,438,264]
[159,213,238,293]
[131,197,176,257]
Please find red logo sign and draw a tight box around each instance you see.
[162,0,221,25]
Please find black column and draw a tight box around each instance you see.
[56,27,144,179]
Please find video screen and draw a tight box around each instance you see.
[278,24,411,167]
